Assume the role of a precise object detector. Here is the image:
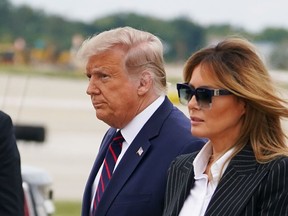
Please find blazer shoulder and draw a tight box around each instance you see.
[171,152,198,170]
[264,156,288,172]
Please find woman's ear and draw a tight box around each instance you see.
[239,99,246,116]
[137,71,152,96]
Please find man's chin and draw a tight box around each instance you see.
[96,111,108,122]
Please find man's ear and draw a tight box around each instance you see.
[137,71,152,96]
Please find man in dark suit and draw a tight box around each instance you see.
[77,27,205,216]
[0,111,24,215]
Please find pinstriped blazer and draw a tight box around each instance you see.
[162,144,288,216]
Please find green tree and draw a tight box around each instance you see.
[255,28,288,43]
[0,0,14,42]
[168,17,205,61]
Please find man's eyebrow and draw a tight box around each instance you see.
[91,66,108,73]
[86,67,101,75]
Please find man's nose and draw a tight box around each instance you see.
[86,81,100,95]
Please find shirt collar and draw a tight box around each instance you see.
[193,141,212,177]
[210,147,234,181]
[121,95,165,144]
[193,141,235,180]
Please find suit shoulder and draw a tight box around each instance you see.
[0,111,12,125]
[170,106,190,122]
[0,111,13,139]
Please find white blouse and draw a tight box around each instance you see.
[179,142,234,216]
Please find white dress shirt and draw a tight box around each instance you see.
[90,95,165,210]
[179,141,234,216]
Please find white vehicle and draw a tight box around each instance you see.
[22,166,55,216]
[15,125,55,216]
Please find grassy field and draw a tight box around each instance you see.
[54,201,81,216]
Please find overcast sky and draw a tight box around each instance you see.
[9,0,288,33]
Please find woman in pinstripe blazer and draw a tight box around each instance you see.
[163,37,288,216]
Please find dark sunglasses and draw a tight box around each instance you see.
[177,83,232,109]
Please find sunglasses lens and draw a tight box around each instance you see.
[178,88,192,105]
[177,84,212,109]
[196,89,211,108]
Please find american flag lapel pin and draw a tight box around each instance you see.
[136,147,144,156]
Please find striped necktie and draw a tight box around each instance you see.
[91,130,124,214]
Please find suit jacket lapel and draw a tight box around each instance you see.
[82,129,116,216]
[96,97,174,215]
[162,152,197,216]
[174,155,196,215]
[205,145,269,216]
[95,137,152,215]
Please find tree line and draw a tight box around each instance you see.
[1,0,288,69]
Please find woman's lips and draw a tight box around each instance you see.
[190,116,204,125]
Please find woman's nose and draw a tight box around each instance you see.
[188,95,199,110]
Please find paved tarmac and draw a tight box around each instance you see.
[1,66,288,201]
